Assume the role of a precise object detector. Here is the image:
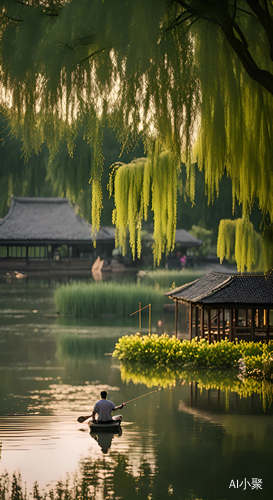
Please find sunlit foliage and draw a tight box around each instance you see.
[0,1,272,265]
[217,218,272,271]
[110,150,179,262]
[113,334,273,380]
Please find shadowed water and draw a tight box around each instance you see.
[0,278,273,499]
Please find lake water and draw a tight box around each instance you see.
[0,278,273,499]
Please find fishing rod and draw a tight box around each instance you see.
[123,388,161,405]
[77,387,161,423]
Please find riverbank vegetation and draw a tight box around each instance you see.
[0,454,155,500]
[137,269,204,290]
[113,334,273,380]
[54,282,165,319]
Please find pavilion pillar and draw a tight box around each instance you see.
[266,308,270,343]
[251,308,255,340]
[200,306,204,338]
[189,303,193,340]
[222,308,226,337]
[217,308,221,341]
[208,308,211,343]
[195,305,199,339]
[175,299,178,338]
[230,307,234,341]
[245,308,248,327]
[234,308,238,327]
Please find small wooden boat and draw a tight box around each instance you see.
[89,416,122,433]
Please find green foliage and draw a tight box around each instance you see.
[54,282,165,318]
[110,149,179,263]
[217,217,272,271]
[240,355,273,380]
[189,225,215,257]
[113,334,273,380]
[0,1,272,267]
[137,269,204,290]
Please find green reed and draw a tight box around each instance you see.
[54,282,166,319]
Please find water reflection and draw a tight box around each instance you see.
[90,427,122,454]
[1,279,273,499]
[120,361,273,411]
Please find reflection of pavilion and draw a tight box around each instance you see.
[178,396,273,445]
[167,272,273,341]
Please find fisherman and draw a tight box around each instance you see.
[92,391,126,423]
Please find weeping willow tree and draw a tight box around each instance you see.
[217,218,273,272]
[0,0,272,267]
[109,149,179,263]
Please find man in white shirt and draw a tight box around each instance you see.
[92,391,125,423]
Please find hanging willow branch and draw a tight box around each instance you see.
[109,150,180,264]
[0,1,272,268]
[217,217,272,272]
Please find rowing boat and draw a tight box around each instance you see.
[89,415,122,433]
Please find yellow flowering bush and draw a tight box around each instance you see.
[113,334,273,379]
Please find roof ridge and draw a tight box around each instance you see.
[165,277,200,296]
[193,275,234,302]
[14,197,68,203]
[0,198,16,226]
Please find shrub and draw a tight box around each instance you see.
[113,334,273,379]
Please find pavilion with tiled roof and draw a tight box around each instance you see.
[0,197,115,260]
[166,272,273,341]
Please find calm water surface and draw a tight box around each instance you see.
[0,278,273,499]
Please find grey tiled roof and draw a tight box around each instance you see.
[94,226,116,240]
[143,228,202,247]
[0,197,93,243]
[175,229,202,247]
[166,272,273,305]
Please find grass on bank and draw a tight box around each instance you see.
[113,334,273,380]
[138,269,205,290]
[54,282,166,319]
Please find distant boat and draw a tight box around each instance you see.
[14,271,28,279]
[5,271,28,280]
[91,256,104,281]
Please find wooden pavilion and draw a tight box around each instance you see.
[0,197,115,262]
[166,272,273,342]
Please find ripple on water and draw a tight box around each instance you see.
[0,415,157,492]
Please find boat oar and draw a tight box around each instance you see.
[77,388,161,423]
[77,414,93,423]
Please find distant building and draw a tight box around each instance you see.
[0,197,115,261]
[166,272,273,341]
[142,228,202,267]
[0,197,203,272]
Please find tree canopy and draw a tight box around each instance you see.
[0,0,272,268]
